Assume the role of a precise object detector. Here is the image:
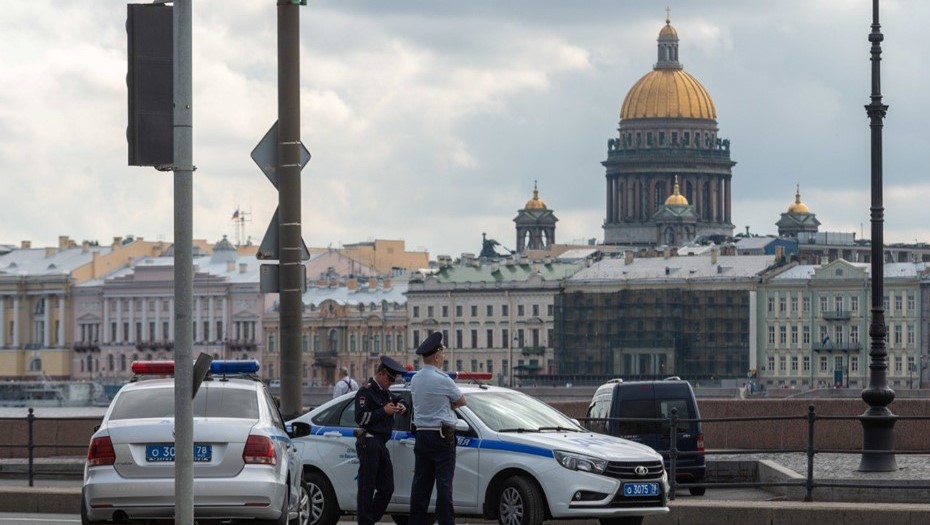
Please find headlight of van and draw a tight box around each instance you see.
[553,451,607,474]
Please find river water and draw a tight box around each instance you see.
[0,406,108,418]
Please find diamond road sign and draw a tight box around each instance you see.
[251,121,311,189]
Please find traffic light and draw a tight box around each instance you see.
[127,4,173,167]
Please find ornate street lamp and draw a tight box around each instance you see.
[858,0,897,472]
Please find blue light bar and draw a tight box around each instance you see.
[210,360,260,375]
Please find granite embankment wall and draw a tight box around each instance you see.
[4,398,930,458]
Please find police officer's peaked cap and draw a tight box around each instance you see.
[379,356,406,376]
[415,332,444,356]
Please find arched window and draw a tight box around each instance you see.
[28,357,41,372]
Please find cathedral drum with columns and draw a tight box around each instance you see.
[603,15,735,246]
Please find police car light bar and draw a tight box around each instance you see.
[400,370,494,382]
[210,360,260,375]
[131,361,175,375]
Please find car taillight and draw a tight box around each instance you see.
[87,436,116,467]
[242,435,276,465]
[696,433,705,453]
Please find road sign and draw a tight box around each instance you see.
[252,120,312,262]
[257,207,311,261]
[250,121,311,189]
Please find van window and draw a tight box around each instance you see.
[659,398,693,432]
[586,393,612,434]
[615,399,662,435]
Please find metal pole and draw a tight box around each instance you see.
[277,0,303,419]
[173,0,195,522]
[858,0,896,472]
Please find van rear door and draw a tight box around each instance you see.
[610,383,662,448]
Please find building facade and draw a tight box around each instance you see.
[757,259,926,389]
[71,238,267,382]
[602,16,735,246]
[405,257,584,386]
[557,251,777,382]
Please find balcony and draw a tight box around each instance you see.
[811,342,861,353]
[521,346,546,356]
[821,310,852,321]
[73,341,100,353]
[313,351,338,366]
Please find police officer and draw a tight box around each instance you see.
[355,356,408,525]
[409,333,466,525]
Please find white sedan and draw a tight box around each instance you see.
[290,378,668,525]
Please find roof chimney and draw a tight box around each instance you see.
[382,278,392,290]
[58,236,70,249]
[624,251,634,265]
[711,246,719,265]
[113,236,123,248]
[346,279,358,291]
[226,260,235,272]
[81,241,90,253]
[21,240,31,249]
[239,262,248,273]
[368,278,377,291]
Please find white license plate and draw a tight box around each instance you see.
[623,482,659,497]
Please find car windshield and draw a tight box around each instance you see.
[465,391,583,432]
[108,385,260,421]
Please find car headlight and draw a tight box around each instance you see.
[553,451,607,474]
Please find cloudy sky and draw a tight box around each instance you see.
[2,1,928,258]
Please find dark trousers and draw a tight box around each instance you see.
[409,430,456,525]
[357,437,394,525]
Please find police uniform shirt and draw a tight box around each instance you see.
[355,377,405,440]
[410,365,462,428]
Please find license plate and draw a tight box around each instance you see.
[623,482,659,497]
[145,444,212,463]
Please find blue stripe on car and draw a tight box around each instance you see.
[311,426,553,458]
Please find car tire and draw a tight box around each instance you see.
[599,518,644,525]
[305,471,340,525]
[497,476,544,525]
[293,480,312,525]
[689,486,706,496]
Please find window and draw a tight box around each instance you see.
[767,297,775,313]
[413,306,420,318]
[442,305,448,318]
[302,335,309,353]
[268,334,276,353]
[894,294,902,312]
[517,305,525,317]
[547,304,553,316]
[851,296,859,313]
[850,356,859,373]
[803,297,811,313]
[486,360,493,374]
[907,325,915,345]
[907,295,915,312]
[351,334,357,352]
[456,330,463,348]
[502,329,509,348]
[470,305,478,317]
[779,326,787,345]
[502,305,509,317]
[778,297,786,313]
[908,356,916,373]
[835,356,844,371]
[850,325,859,344]
[471,359,478,372]
[803,325,811,344]
[412,331,420,349]
[790,297,798,314]
[470,330,478,349]
[894,324,902,345]
[803,356,811,372]
[532,305,540,317]
[767,326,775,345]
[427,306,434,318]
[894,355,903,373]
[487,329,494,348]
[790,326,798,345]
[819,297,828,313]
[456,305,463,317]
[834,296,843,312]
[487,305,494,317]
[767,356,775,371]
[779,356,786,372]
[820,356,828,372]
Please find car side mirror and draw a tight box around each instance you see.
[289,421,311,438]
[454,420,469,433]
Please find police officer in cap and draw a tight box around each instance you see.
[409,332,466,525]
[355,356,408,525]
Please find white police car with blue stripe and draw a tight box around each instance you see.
[290,373,668,525]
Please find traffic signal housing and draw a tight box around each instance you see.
[127,4,173,167]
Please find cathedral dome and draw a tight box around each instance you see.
[621,70,716,120]
[619,17,716,121]
[787,186,810,213]
[524,183,547,210]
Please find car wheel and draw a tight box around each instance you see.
[599,518,643,525]
[293,481,311,525]
[305,471,340,525]
[497,476,544,525]
[689,486,706,496]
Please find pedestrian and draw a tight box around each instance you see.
[333,366,359,399]
[354,356,408,525]
[409,332,466,525]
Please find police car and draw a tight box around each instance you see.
[290,372,668,525]
[81,360,311,525]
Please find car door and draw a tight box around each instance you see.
[313,399,361,502]
[264,390,301,502]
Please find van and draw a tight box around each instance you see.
[586,378,705,495]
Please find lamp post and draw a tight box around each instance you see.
[858,0,897,472]
[511,334,518,388]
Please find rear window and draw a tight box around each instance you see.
[615,399,662,435]
[108,386,260,421]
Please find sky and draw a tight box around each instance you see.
[2,1,929,259]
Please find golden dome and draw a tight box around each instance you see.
[788,185,810,213]
[665,176,689,206]
[659,21,677,38]
[524,182,547,210]
[621,69,716,120]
